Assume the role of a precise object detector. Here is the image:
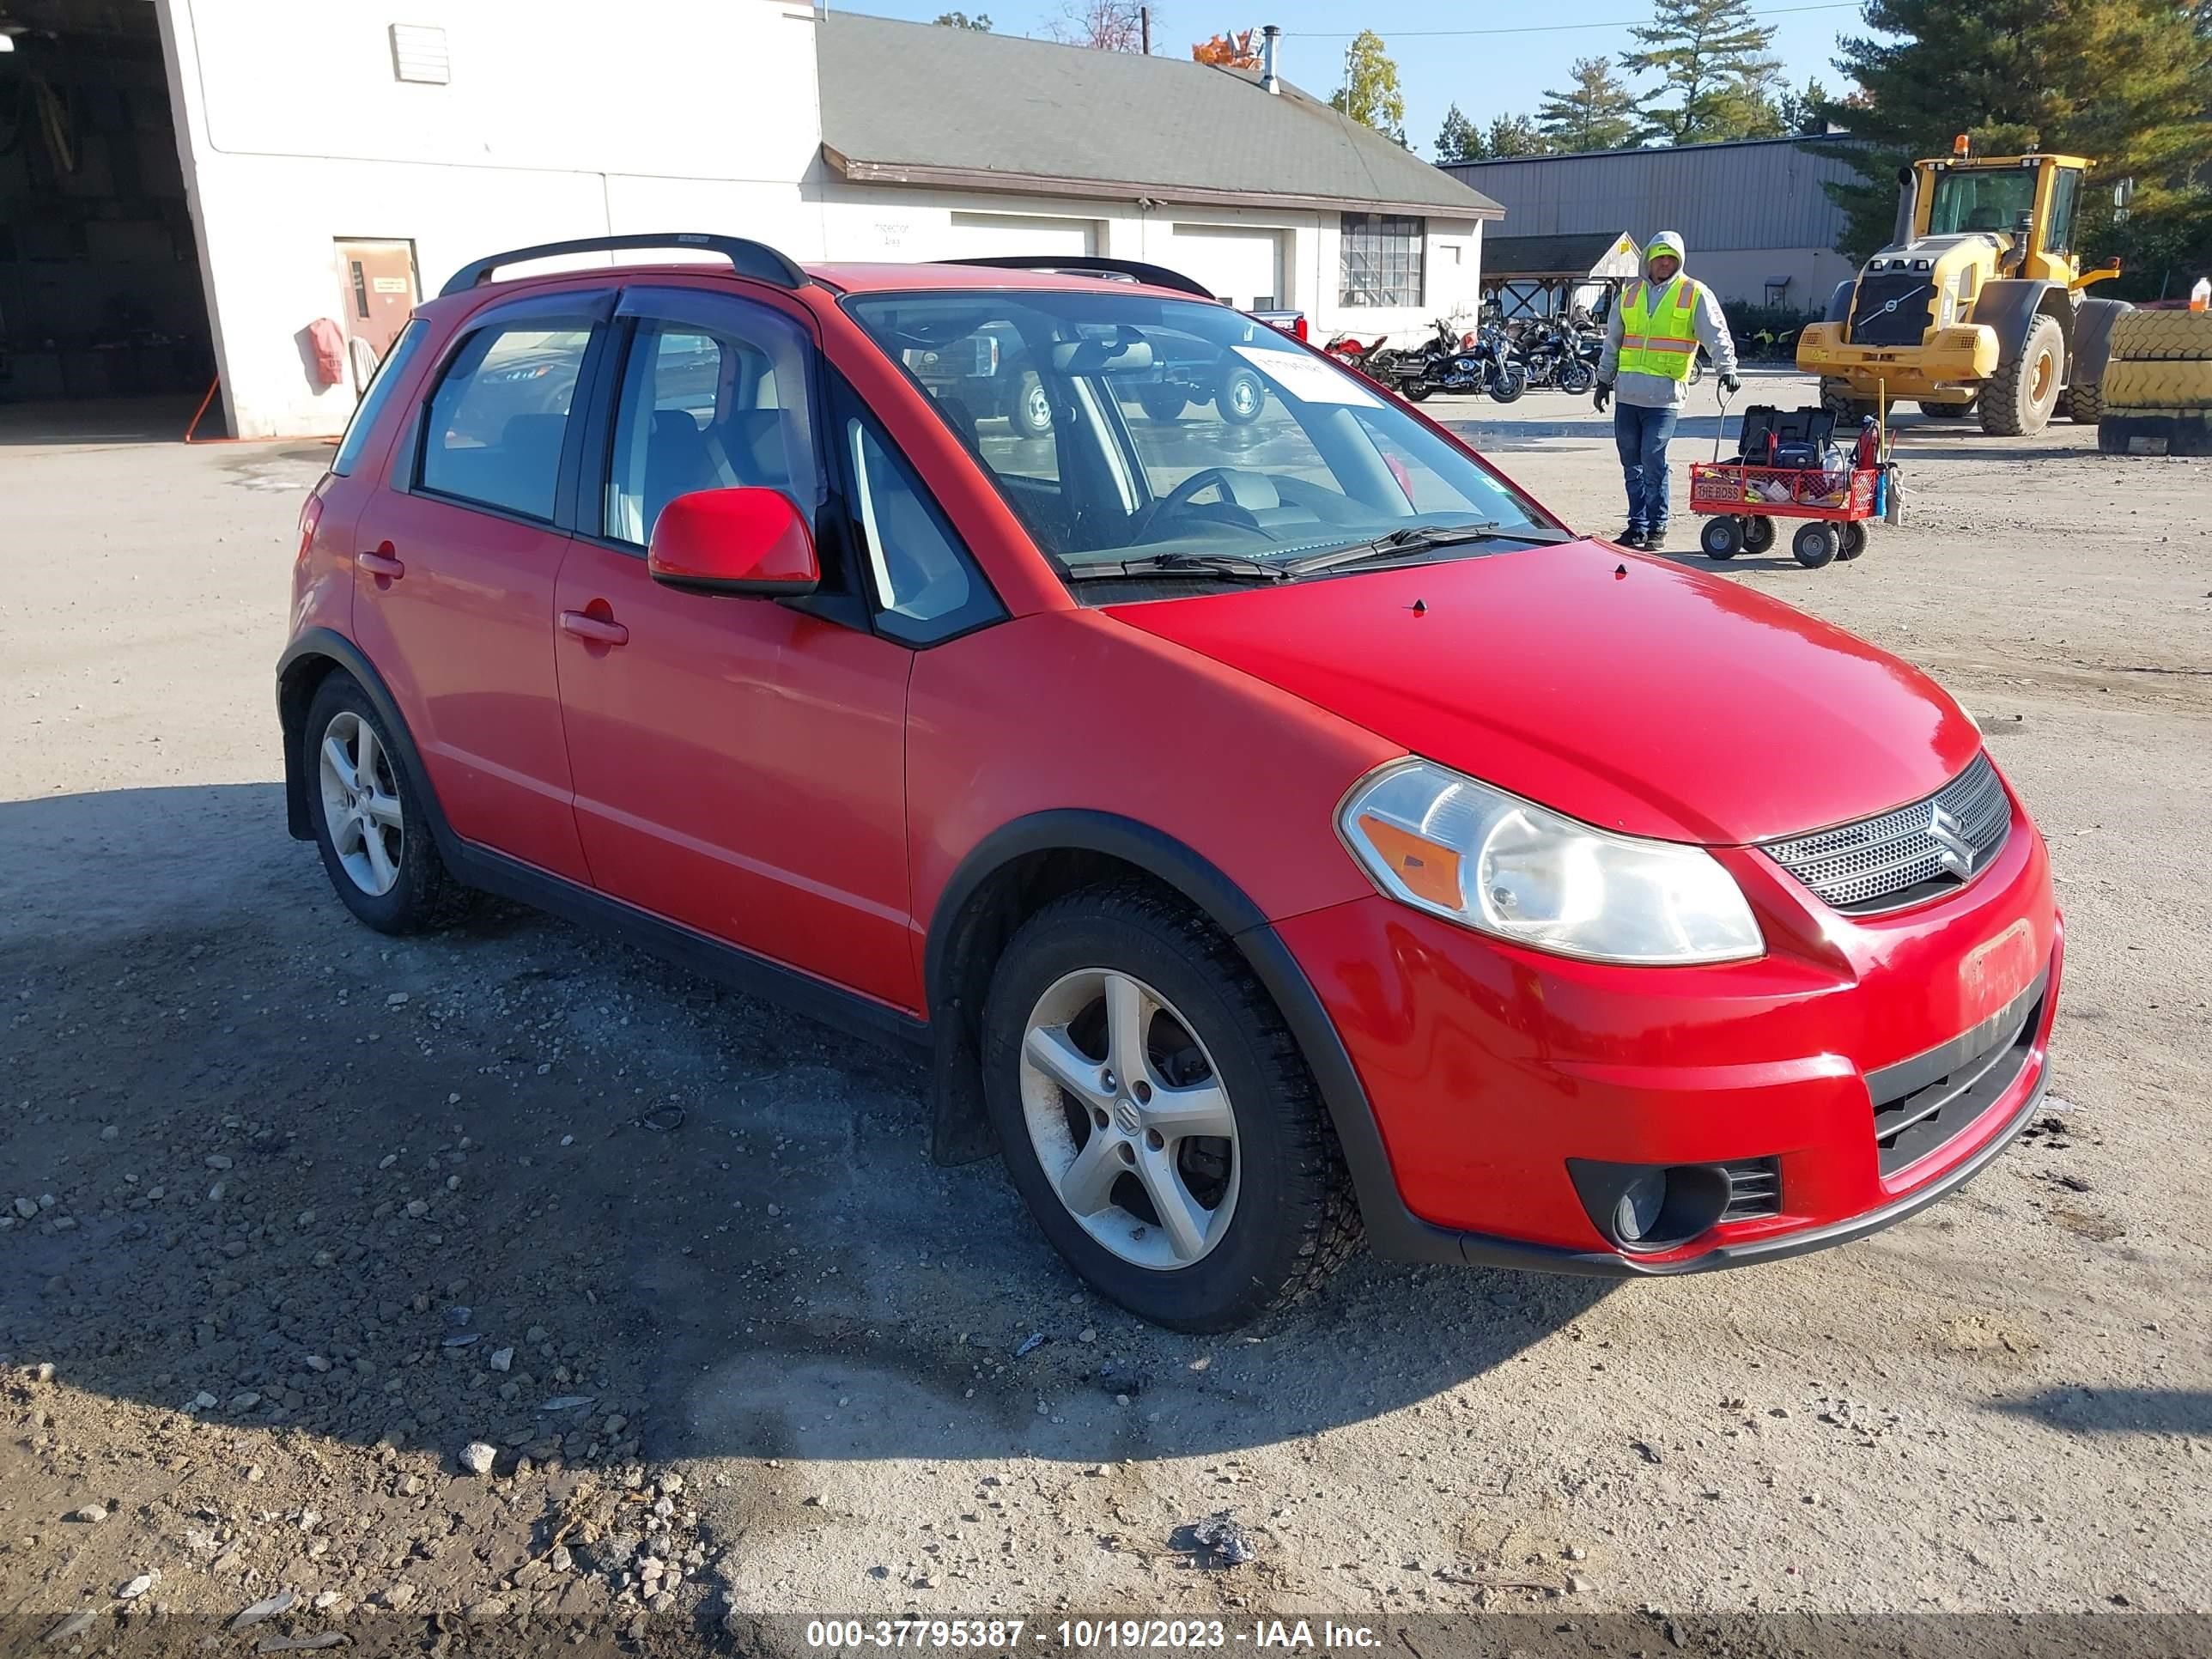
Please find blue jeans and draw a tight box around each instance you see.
[1613,403,1680,533]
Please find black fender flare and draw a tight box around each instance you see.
[921,811,1456,1263]
[2066,295,2133,390]
[276,628,460,865]
[1972,279,2069,364]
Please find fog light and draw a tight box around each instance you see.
[1568,1159,1734,1254]
[1613,1170,1667,1244]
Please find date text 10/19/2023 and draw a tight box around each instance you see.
[803,1620,1385,1652]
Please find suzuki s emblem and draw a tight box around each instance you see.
[1928,805,1978,876]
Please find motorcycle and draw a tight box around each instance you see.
[1510,319,1600,395]
[1394,319,1526,404]
[1322,332,1394,389]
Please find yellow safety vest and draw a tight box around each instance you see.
[1619,276,1703,380]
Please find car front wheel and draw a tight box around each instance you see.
[981,884,1355,1331]
[304,672,459,934]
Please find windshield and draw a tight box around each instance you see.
[1927,166,2039,236]
[845,290,1553,586]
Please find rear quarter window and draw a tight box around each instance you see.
[331,319,428,477]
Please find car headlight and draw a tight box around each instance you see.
[1338,760,1763,965]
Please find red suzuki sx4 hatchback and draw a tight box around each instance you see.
[279,236,2061,1331]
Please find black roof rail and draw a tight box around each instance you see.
[932,254,1219,301]
[438,233,809,298]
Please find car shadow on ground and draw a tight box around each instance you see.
[0,784,1612,1474]
[1989,1388,2212,1437]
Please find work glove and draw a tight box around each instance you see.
[1720,372,1741,394]
[1593,381,1612,413]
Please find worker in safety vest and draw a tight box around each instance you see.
[1594,232,1740,550]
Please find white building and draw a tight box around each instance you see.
[0,0,1499,439]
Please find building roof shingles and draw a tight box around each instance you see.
[817,14,1502,220]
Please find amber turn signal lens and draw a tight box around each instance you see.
[1356,813,1463,910]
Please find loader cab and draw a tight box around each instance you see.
[1908,152,2090,284]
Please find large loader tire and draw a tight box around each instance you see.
[1980,313,2064,437]
[2106,310,2212,363]
[2063,384,2104,425]
[2100,357,2212,410]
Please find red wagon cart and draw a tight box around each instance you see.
[1686,395,1896,569]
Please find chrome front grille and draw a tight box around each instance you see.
[1760,754,2012,915]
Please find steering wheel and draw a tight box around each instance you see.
[1127,467,1267,544]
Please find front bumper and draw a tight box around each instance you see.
[1796,322,1999,398]
[1268,787,2062,1276]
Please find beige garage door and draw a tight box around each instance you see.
[942,212,1099,259]
[1168,226,1285,309]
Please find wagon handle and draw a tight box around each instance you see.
[1711,377,1735,465]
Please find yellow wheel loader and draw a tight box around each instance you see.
[1796,139,2132,437]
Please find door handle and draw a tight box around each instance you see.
[357,548,404,580]
[559,610,629,647]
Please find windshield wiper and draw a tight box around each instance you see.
[1284,521,1569,576]
[1063,550,1292,582]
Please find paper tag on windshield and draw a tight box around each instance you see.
[1234,345,1382,408]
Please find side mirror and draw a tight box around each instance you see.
[647,488,820,598]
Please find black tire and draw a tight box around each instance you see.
[302,672,462,935]
[1699,516,1745,560]
[1009,368,1054,439]
[1742,514,1776,555]
[1487,365,1527,404]
[1137,384,1187,423]
[1399,380,1436,403]
[1918,399,1973,418]
[1217,365,1265,424]
[1819,379,1881,422]
[1837,521,1869,561]
[1792,521,1839,569]
[1559,361,1595,395]
[980,882,1358,1332]
[2063,383,2103,425]
[1980,313,2064,437]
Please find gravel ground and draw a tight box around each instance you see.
[2,377,2208,1652]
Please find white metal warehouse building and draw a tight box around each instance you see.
[0,0,1499,438]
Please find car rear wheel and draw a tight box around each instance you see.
[1010,368,1054,439]
[981,884,1355,1331]
[1218,366,1265,424]
[305,673,459,934]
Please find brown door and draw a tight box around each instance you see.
[336,240,419,364]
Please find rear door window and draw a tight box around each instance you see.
[420,323,595,521]
[331,318,426,477]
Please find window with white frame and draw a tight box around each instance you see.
[1340,213,1425,307]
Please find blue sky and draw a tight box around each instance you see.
[843,1,1875,160]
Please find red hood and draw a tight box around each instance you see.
[1106,541,1983,845]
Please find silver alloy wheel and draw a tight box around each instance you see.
[1226,374,1260,418]
[1018,969,1240,1270]
[317,711,404,897]
[1023,380,1052,433]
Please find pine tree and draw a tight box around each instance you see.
[1485,113,1551,158]
[1436,103,1486,163]
[1776,76,1831,136]
[1329,30,1407,144]
[1825,0,2212,276]
[1535,57,1640,152]
[1622,0,1784,144]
